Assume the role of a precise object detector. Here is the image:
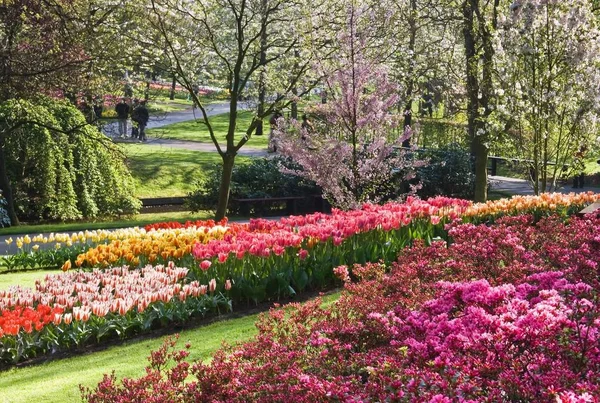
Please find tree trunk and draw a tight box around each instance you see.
[472,135,488,202]
[402,0,417,148]
[291,49,300,120]
[215,153,235,220]
[0,133,19,225]
[255,0,269,136]
[169,74,176,100]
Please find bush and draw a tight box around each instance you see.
[0,97,140,221]
[187,156,320,215]
[0,192,10,227]
[415,143,476,199]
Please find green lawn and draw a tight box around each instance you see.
[0,269,62,289]
[122,144,250,198]
[148,110,270,147]
[0,292,340,403]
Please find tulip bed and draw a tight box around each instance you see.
[0,193,597,367]
[1,221,231,272]
[84,211,600,402]
[0,263,230,366]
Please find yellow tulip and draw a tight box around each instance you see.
[62,260,72,271]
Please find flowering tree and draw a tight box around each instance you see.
[276,4,420,210]
[495,0,600,192]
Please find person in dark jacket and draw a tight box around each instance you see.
[132,100,150,142]
[115,98,130,138]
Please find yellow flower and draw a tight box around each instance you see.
[16,239,23,249]
[23,235,31,244]
[5,237,13,245]
[32,245,40,251]
[62,260,72,271]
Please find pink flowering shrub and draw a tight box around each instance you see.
[84,213,600,401]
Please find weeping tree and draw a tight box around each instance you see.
[0,98,140,221]
[146,0,324,219]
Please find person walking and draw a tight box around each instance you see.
[571,145,588,188]
[115,98,130,138]
[132,100,150,142]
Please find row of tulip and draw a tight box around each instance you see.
[187,193,598,304]
[0,262,231,366]
[3,193,596,274]
[1,224,231,272]
[83,211,600,402]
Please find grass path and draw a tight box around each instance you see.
[0,292,340,403]
[0,315,258,403]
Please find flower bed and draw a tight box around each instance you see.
[83,212,600,402]
[0,262,229,366]
[0,193,597,367]
[1,223,231,272]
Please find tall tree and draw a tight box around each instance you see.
[461,0,503,202]
[0,0,92,224]
[147,0,321,219]
[275,3,419,209]
[495,0,600,193]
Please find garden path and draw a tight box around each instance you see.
[101,102,268,157]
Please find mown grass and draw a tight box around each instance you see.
[122,144,250,198]
[148,110,270,147]
[0,292,340,403]
[0,269,62,289]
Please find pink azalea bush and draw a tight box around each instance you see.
[83,212,600,401]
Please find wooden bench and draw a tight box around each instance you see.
[232,195,327,216]
[139,197,186,214]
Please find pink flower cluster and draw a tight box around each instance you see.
[85,212,600,401]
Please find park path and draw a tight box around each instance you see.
[102,102,268,158]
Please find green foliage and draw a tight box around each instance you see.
[187,156,320,214]
[0,192,11,227]
[0,97,140,221]
[416,144,476,199]
[416,118,469,149]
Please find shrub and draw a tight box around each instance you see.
[187,156,320,215]
[415,143,476,199]
[0,192,11,227]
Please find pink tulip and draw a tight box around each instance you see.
[218,252,228,263]
[200,260,212,271]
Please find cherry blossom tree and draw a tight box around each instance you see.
[275,3,421,210]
